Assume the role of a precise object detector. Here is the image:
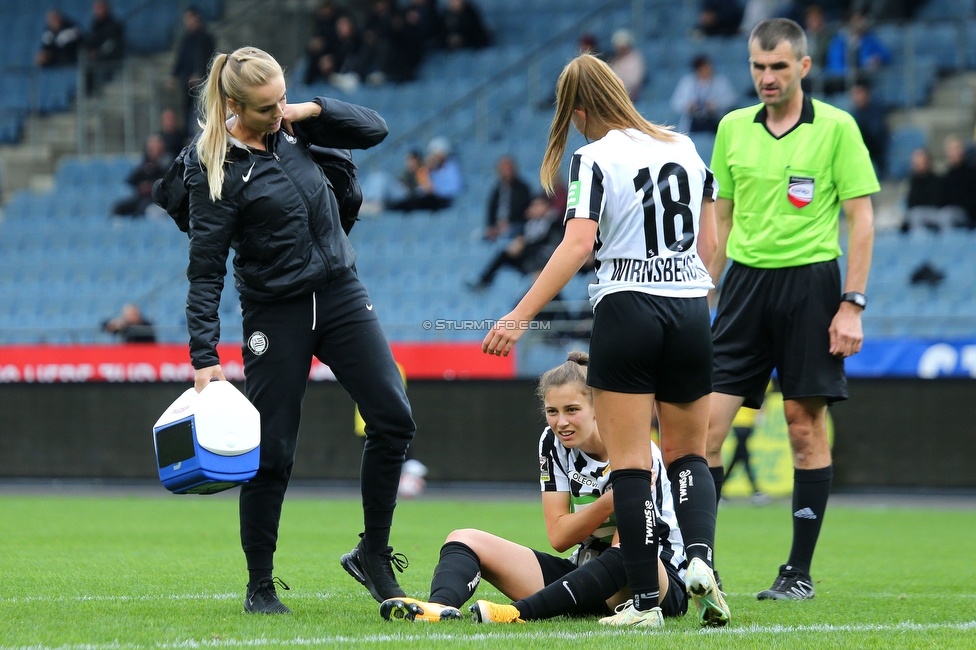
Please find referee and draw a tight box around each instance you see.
[705,18,877,600]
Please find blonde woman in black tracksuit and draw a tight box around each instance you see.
[185,46,414,614]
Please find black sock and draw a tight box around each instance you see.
[248,569,272,589]
[514,547,627,620]
[428,541,482,607]
[668,455,717,568]
[786,465,832,575]
[362,526,391,553]
[609,468,659,611]
[710,465,725,505]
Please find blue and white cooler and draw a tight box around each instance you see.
[152,381,261,494]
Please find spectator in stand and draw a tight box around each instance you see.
[851,0,926,22]
[670,55,738,135]
[171,7,216,131]
[442,0,491,51]
[609,29,646,102]
[408,0,442,50]
[696,0,744,37]
[824,12,891,91]
[389,136,463,212]
[328,15,366,92]
[739,0,781,34]
[360,149,428,214]
[357,0,397,86]
[849,81,889,179]
[467,195,563,291]
[484,155,532,241]
[159,108,188,159]
[800,5,835,93]
[386,3,428,83]
[84,0,125,92]
[102,304,157,343]
[113,135,172,217]
[35,9,82,68]
[941,134,976,230]
[901,148,951,232]
[302,2,344,85]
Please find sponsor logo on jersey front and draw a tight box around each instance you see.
[247,331,269,356]
[787,175,815,208]
[569,470,599,489]
[283,131,297,144]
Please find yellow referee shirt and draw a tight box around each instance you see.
[710,95,880,269]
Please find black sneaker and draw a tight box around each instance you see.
[341,537,409,603]
[757,564,815,600]
[243,577,291,614]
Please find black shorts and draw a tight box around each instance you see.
[587,291,712,402]
[532,549,688,618]
[712,260,848,410]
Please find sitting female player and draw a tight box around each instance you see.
[378,352,688,624]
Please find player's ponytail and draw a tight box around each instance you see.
[196,47,283,202]
[542,54,675,195]
[537,351,591,405]
[541,59,580,195]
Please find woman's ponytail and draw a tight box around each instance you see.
[197,53,230,202]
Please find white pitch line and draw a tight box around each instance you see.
[4,591,974,605]
[2,621,975,650]
[0,593,337,605]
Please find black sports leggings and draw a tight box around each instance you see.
[238,269,415,572]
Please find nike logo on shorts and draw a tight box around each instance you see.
[366,302,373,311]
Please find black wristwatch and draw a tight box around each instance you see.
[841,291,867,310]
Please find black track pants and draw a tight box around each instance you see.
[238,269,416,572]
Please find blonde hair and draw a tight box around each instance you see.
[196,47,283,201]
[540,54,675,194]
[537,350,590,406]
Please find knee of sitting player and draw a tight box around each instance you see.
[444,528,484,549]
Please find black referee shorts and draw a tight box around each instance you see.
[712,260,847,410]
[587,291,713,403]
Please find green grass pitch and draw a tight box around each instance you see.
[1,493,974,649]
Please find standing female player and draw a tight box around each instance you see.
[483,53,730,628]
[378,352,688,625]
[185,47,415,613]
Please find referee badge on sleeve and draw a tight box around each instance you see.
[788,176,815,208]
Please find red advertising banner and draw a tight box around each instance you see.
[0,343,515,383]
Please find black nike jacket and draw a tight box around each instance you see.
[184,96,387,369]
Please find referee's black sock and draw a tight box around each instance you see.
[710,465,725,505]
[428,541,482,607]
[668,455,717,569]
[609,468,659,611]
[513,547,627,620]
[786,465,833,575]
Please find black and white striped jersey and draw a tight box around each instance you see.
[564,128,718,307]
[539,426,686,573]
